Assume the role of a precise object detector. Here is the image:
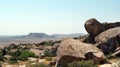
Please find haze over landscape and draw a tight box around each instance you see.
[0,0,120,35]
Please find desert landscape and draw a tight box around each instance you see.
[0,0,120,67]
[0,18,120,67]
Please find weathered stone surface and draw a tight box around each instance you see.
[85,18,103,36]
[84,18,103,43]
[95,27,120,54]
[95,27,120,43]
[56,39,105,67]
[84,18,120,43]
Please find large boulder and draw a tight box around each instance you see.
[85,18,103,36]
[56,39,106,67]
[84,18,120,43]
[95,27,120,54]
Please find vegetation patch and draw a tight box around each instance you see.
[45,57,53,61]
[68,60,98,67]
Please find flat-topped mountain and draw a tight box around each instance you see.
[27,33,52,38]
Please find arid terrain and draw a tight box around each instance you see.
[0,18,120,67]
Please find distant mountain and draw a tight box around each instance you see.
[52,33,84,38]
[0,33,85,47]
[26,33,53,38]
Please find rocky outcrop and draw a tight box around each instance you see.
[56,39,106,67]
[83,18,120,55]
[84,18,102,43]
[55,18,120,67]
[95,27,120,54]
[84,18,120,43]
[85,18,103,36]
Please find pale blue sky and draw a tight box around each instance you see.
[0,0,120,35]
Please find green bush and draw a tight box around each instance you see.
[20,51,35,58]
[8,50,35,61]
[8,57,17,64]
[18,50,35,61]
[45,41,54,46]
[18,56,27,61]
[68,60,98,67]
[44,49,50,57]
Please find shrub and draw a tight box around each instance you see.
[44,49,50,56]
[18,56,27,61]
[45,41,54,46]
[68,60,98,67]
[20,51,35,58]
[8,57,17,64]
[18,50,35,61]
[8,50,35,61]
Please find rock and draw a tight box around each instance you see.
[50,43,60,56]
[84,18,103,43]
[115,47,120,52]
[95,27,120,43]
[85,18,103,36]
[99,61,120,67]
[99,64,112,67]
[102,22,120,30]
[56,39,106,67]
[95,27,120,54]
[38,45,45,50]
[84,18,120,43]
[111,50,120,57]
[111,61,120,67]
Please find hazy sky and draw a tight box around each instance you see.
[0,0,120,35]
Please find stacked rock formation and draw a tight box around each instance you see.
[55,18,120,67]
[84,18,120,55]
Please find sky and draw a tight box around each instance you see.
[0,0,120,35]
